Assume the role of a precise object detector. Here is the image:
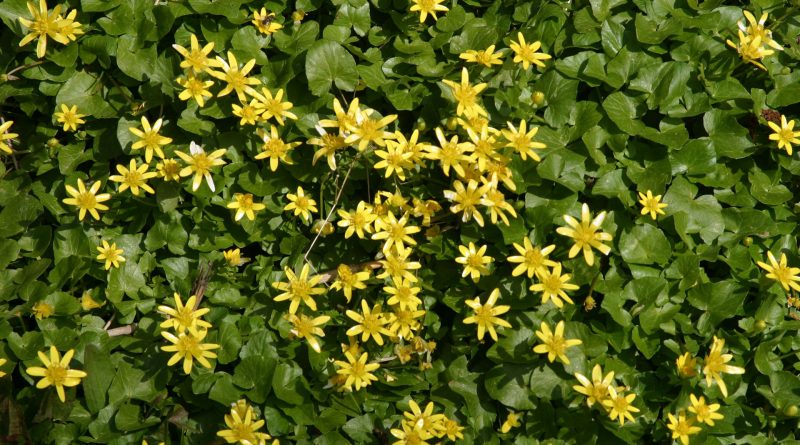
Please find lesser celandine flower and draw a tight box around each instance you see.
[507,237,557,278]
[689,394,724,426]
[255,125,301,171]
[283,186,318,222]
[172,33,221,74]
[18,0,71,58]
[231,99,263,126]
[372,211,420,253]
[403,399,446,437]
[676,352,698,378]
[556,203,613,266]
[309,124,347,170]
[227,193,265,222]
[337,201,377,239]
[455,242,493,281]
[533,320,582,364]
[272,264,325,314]
[109,158,157,195]
[463,288,511,341]
[157,293,212,335]
[331,264,370,302]
[25,346,87,402]
[175,141,227,192]
[0,120,19,154]
[500,411,521,433]
[223,248,249,266]
[409,0,448,23]
[176,73,215,107]
[501,119,546,161]
[254,87,297,125]
[442,67,487,118]
[0,358,7,378]
[756,251,800,292]
[384,277,422,311]
[81,292,104,311]
[638,190,668,220]
[726,30,774,70]
[346,300,392,346]
[129,116,172,163]
[209,51,261,101]
[603,386,640,425]
[509,32,552,69]
[288,313,330,353]
[702,336,745,397]
[318,97,360,135]
[444,179,486,227]
[252,7,283,35]
[32,301,54,319]
[391,422,432,445]
[378,246,421,283]
[333,351,380,391]
[459,45,504,67]
[529,263,578,308]
[96,240,125,270]
[426,127,474,177]
[738,10,783,51]
[156,159,183,181]
[344,107,398,151]
[161,329,220,374]
[54,104,86,132]
[767,114,800,156]
[666,411,701,445]
[62,178,111,221]
[217,399,274,444]
[374,142,414,180]
[573,364,615,407]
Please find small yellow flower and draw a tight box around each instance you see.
[384,277,422,310]
[603,387,640,426]
[412,198,441,227]
[109,158,157,196]
[573,364,615,407]
[726,30,774,70]
[209,51,261,102]
[331,264,370,302]
[252,8,283,35]
[500,411,521,433]
[509,32,552,70]
[0,120,19,154]
[32,301,55,319]
[426,127,475,178]
[409,0,449,23]
[309,124,347,170]
[555,203,613,266]
[455,242,493,282]
[378,246,421,283]
[25,346,87,402]
[129,116,173,163]
[0,357,7,378]
[676,352,698,378]
[702,336,745,397]
[403,399,446,437]
[337,201,377,239]
[391,421,432,445]
[175,141,227,192]
[284,186,318,222]
[442,68,488,118]
[172,33,221,74]
[442,418,464,441]
[217,399,273,444]
[374,141,414,180]
[667,411,701,445]
[371,211,420,253]
[62,178,111,221]
[231,99,264,126]
[55,9,82,42]
[738,10,783,51]
[344,107,398,151]
[80,292,105,311]
[319,97,360,135]
[288,313,330,353]
[54,104,86,132]
[161,329,220,374]
[96,240,125,270]
[529,263,579,308]
[254,125,301,171]
[501,119,545,161]
[757,251,800,292]
[507,237,557,278]
[227,193,266,222]
[459,45,504,67]
[176,73,214,107]
[533,320,582,364]
[463,288,511,342]
[768,114,800,156]
[157,293,212,335]
[333,351,380,391]
[18,0,70,59]
[156,158,182,181]
[223,248,249,267]
[388,307,425,340]
[253,87,297,126]
[443,179,487,227]
[689,393,724,426]
[638,190,668,220]
[346,300,392,346]
[272,264,326,314]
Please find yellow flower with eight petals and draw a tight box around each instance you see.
[463,288,511,341]
[161,329,220,374]
[555,203,613,266]
[767,114,800,156]
[638,190,668,220]
[272,263,326,314]
[54,104,86,132]
[62,178,111,221]
[509,32,552,70]
[175,141,227,192]
[25,346,87,402]
[533,320,582,364]
[409,0,449,23]
[129,116,173,163]
[227,193,266,222]
[109,158,158,195]
[96,240,125,270]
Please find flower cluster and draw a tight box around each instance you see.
[18,0,83,58]
[666,394,724,445]
[216,399,279,445]
[157,293,220,374]
[390,399,464,443]
[725,10,781,70]
[573,364,640,426]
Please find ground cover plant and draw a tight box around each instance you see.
[1,0,800,443]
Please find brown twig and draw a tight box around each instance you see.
[107,324,136,336]
[191,261,213,310]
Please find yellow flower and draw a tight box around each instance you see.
[507,237,556,278]
[331,264,370,302]
[62,178,111,221]
[80,292,105,311]
[603,387,640,426]
[455,242,493,281]
[480,186,517,226]
[253,87,297,125]
[217,399,273,444]
[32,301,54,319]
[500,411,521,433]
[463,288,511,341]
[638,190,668,220]
[334,351,380,391]
[426,127,474,177]
[388,307,425,339]
[726,30,774,70]
[96,240,125,270]
[337,201,377,239]
[385,277,422,310]
[0,357,7,378]
[56,9,83,42]
[501,119,545,162]
[344,107,398,151]
[129,116,173,163]
[160,329,220,374]
[443,179,486,227]
[18,0,70,59]
[738,10,783,51]
[442,67,487,118]
[409,0,448,23]
[0,120,19,154]
[176,73,214,107]
[309,124,347,170]
[459,45,503,67]
[533,320,582,364]
[172,33,221,74]
[412,198,441,227]
[284,186,318,222]
[374,142,414,180]
[555,203,613,266]
[529,263,578,308]
[403,399,446,437]
[156,158,182,182]
[573,363,615,407]
[157,293,212,335]
[667,411,701,445]
[757,251,800,292]
[442,418,464,441]
[254,124,301,171]
[175,141,227,192]
[767,114,800,156]
[391,421,433,445]
[25,346,87,402]
[227,193,266,222]
[377,246,421,282]
[231,99,264,126]
[54,104,86,132]
[689,393,724,426]
[346,300,392,346]
[702,336,745,397]
[272,264,326,314]
[319,97,360,135]
[509,32,552,70]
[676,351,698,378]
[209,51,261,102]
[372,211,420,253]
[109,158,158,195]
[252,8,283,35]
[223,248,249,267]
[288,313,330,353]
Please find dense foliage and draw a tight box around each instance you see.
[2,0,800,443]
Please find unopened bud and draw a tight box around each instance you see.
[445,117,458,131]
[743,236,752,246]
[755,319,767,331]
[785,405,799,417]
[532,91,545,106]
[47,138,61,148]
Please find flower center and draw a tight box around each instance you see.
[45,364,67,385]
[77,191,97,209]
[193,153,211,173]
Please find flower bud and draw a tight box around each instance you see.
[532,91,545,106]
[755,319,767,331]
[743,236,752,246]
[785,405,799,417]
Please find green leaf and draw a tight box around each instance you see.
[619,224,671,265]
[305,40,359,96]
[55,70,116,118]
[272,362,311,405]
[484,364,537,409]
